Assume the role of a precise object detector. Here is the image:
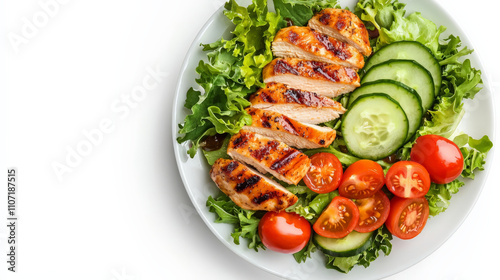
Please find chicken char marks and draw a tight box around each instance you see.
[263,58,360,98]
[210,159,298,211]
[244,107,336,149]
[227,130,311,185]
[308,8,372,56]
[249,82,346,124]
[272,26,365,69]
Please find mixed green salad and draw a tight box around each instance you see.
[177,0,492,274]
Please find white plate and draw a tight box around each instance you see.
[172,0,495,279]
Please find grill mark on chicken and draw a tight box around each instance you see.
[232,132,250,149]
[336,16,347,30]
[274,59,300,75]
[288,30,299,44]
[253,191,279,205]
[319,12,331,24]
[227,130,311,185]
[223,160,240,174]
[312,63,340,82]
[251,140,280,161]
[259,91,276,103]
[261,118,272,128]
[210,159,298,211]
[235,175,261,192]
[313,32,351,60]
[279,116,299,135]
[309,9,371,56]
[345,67,358,79]
[249,82,346,124]
[273,26,361,68]
[243,107,337,149]
[268,58,359,86]
[256,83,342,108]
[270,150,301,171]
[283,88,323,107]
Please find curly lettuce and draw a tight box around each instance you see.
[177,0,281,157]
[273,0,340,26]
[355,0,445,55]
[207,195,265,251]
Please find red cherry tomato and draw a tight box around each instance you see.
[313,196,359,238]
[354,190,391,233]
[386,161,431,198]
[303,153,343,194]
[338,160,384,199]
[410,134,464,184]
[385,196,429,239]
[258,211,311,254]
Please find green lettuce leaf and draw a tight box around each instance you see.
[273,0,339,26]
[293,235,317,263]
[285,185,319,220]
[355,0,445,55]
[355,0,406,30]
[207,194,265,251]
[425,180,464,216]
[178,0,281,157]
[378,12,445,55]
[454,134,493,179]
[287,191,338,222]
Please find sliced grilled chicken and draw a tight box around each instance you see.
[308,9,372,56]
[272,26,364,69]
[244,107,336,149]
[227,130,311,185]
[249,82,346,124]
[210,159,298,211]
[262,58,360,97]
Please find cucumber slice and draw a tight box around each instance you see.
[313,231,374,257]
[364,41,442,95]
[361,60,435,111]
[348,80,423,142]
[342,93,408,160]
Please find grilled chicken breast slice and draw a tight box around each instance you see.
[262,58,360,98]
[210,159,298,211]
[244,107,336,149]
[308,9,372,56]
[249,82,346,124]
[227,130,311,185]
[272,26,364,69]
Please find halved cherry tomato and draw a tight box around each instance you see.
[385,161,431,198]
[258,211,311,254]
[313,196,359,238]
[303,153,343,194]
[338,160,384,199]
[354,190,390,233]
[410,134,464,184]
[385,196,429,240]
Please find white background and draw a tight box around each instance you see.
[1,0,499,280]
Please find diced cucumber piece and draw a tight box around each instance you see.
[364,41,442,94]
[313,231,374,257]
[348,80,423,142]
[341,93,408,160]
[361,60,435,111]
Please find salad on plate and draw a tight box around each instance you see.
[176,0,493,274]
